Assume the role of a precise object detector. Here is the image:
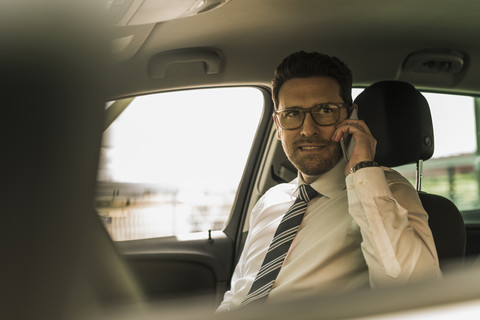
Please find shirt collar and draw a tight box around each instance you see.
[296,159,346,199]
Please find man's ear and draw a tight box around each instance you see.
[273,114,282,140]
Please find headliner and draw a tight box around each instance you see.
[108,0,480,99]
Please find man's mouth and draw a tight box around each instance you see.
[298,145,324,151]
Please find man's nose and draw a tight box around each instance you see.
[300,112,320,136]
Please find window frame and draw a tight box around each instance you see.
[96,86,273,243]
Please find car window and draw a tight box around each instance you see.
[353,89,479,216]
[96,87,264,241]
[396,93,478,212]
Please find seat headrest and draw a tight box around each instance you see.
[354,81,434,167]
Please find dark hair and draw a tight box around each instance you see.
[272,51,353,109]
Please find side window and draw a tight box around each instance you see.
[394,93,478,213]
[96,87,264,241]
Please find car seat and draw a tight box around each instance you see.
[354,80,466,272]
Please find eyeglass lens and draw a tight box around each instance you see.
[278,104,341,129]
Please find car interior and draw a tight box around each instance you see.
[3,0,480,319]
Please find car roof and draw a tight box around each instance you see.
[109,0,480,99]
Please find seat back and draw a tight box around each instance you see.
[354,81,466,270]
[418,193,466,263]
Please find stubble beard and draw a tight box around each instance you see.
[284,140,342,178]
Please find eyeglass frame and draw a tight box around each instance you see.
[273,102,352,130]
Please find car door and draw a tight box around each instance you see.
[95,87,273,308]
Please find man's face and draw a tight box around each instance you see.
[274,76,349,181]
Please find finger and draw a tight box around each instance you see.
[336,119,372,135]
[333,119,366,136]
[331,124,357,142]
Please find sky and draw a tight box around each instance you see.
[100,87,264,190]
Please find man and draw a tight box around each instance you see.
[217,51,441,312]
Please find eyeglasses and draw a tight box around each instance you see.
[273,103,350,130]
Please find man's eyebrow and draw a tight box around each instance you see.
[281,102,338,109]
[280,105,302,109]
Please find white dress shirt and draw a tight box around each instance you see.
[217,160,441,312]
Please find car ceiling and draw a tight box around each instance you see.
[108,0,480,99]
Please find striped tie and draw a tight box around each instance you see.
[241,184,319,307]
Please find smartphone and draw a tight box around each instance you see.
[340,108,358,163]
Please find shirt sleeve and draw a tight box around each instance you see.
[346,166,442,287]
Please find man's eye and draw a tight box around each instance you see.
[284,110,300,118]
[314,106,334,115]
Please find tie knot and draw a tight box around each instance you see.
[298,184,318,203]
